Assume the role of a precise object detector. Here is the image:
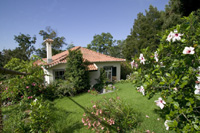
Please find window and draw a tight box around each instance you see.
[104,66,112,82]
[103,66,117,82]
[54,70,65,80]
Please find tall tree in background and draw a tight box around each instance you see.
[0,34,36,66]
[87,32,114,55]
[14,33,36,60]
[36,26,67,58]
[162,0,200,29]
[124,5,164,60]
[67,43,75,50]
[109,40,125,58]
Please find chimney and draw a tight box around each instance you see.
[44,39,53,63]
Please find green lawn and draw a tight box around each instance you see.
[3,82,174,132]
[52,82,173,133]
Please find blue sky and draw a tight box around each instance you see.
[0,0,169,51]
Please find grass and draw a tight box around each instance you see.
[52,82,173,133]
[3,82,174,132]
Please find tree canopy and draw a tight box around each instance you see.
[0,34,36,67]
[87,32,114,55]
[123,5,164,60]
[36,26,67,58]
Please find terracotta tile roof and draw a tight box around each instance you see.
[35,46,126,70]
[88,63,98,71]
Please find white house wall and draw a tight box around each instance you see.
[42,66,53,84]
[89,62,121,85]
[44,62,121,86]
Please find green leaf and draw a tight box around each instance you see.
[159,82,165,85]
[161,77,167,83]
[173,102,179,109]
[186,102,191,106]
[194,124,200,130]
[182,76,189,80]
[175,79,180,86]
[167,120,178,128]
[195,95,200,100]
[166,73,171,77]
[180,81,188,88]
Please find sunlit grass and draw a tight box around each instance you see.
[3,82,174,132]
[52,82,173,133]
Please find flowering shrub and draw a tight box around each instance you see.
[82,97,141,132]
[131,11,200,132]
[88,88,99,96]
[104,84,116,92]
[1,58,47,103]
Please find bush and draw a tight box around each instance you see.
[93,68,107,92]
[55,80,75,97]
[3,97,53,133]
[121,62,132,80]
[82,97,141,132]
[29,98,52,132]
[131,11,200,132]
[88,88,99,96]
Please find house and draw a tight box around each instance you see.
[35,39,126,86]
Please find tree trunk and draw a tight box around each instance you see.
[0,67,30,75]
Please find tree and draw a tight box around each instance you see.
[67,43,75,50]
[0,34,36,66]
[65,50,90,94]
[87,32,114,55]
[14,33,36,60]
[36,26,67,58]
[124,5,164,60]
[109,40,125,58]
[162,0,200,30]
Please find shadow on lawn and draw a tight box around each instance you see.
[60,122,84,133]
[67,97,118,132]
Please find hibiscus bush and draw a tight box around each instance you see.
[82,97,141,132]
[130,11,200,132]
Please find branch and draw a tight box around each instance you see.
[0,67,31,75]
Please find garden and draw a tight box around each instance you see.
[1,9,200,133]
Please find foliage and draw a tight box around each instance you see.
[131,11,200,132]
[88,88,99,96]
[0,34,36,67]
[65,50,90,94]
[87,32,114,55]
[93,68,107,92]
[36,26,67,58]
[124,5,164,60]
[1,57,45,103]
[108,40,125,58]
[67,43,75,50]
[82,96,141,132]
[121,62,133,80]
[3,105,30,132]
[55,80,76,97]
[29,98,52,132]
[104,84,116,91]
[14,33,36,61]
[3,98,53,132]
